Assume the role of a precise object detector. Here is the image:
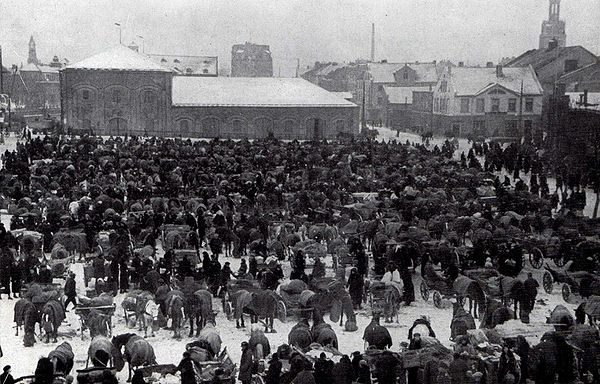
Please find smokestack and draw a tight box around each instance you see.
[371,23,375,62]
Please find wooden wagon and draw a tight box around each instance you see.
[74,304,116,340]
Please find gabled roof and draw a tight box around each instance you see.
[368,62,438,83]
[383,86,431,104]
[146,54,218,76]
[558,61,600,82]
[66,45,172,72]
[20,63,60,74]
[172,77,356,108]
[506,46,597,71]
[450,66,543,96]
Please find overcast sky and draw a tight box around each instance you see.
[1,0,599,76]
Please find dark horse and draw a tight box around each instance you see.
[311,310,338,348]
[185,289,213,337]
[288,318,313,350]
[14,299,39,347]
[112,333,157,382]
[231,289,279,332]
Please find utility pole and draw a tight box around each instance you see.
[361,78,367,130]
[370,23,375,62]
[295,58,300,78]
[0,45,3,94]
[137,35,144,52]
[115,23,122,44]
[519,80,524,138]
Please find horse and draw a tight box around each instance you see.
[500,277,527,319]
[84,309,111,338]
[480,297,514,329]
[87,336,118,368]
[14,298,36,336]
[450,300,476,341]
[231,289,279,332]
[186,289,213,337]
[112,333,157,382]
[288,319,313,350]
[48,342,74,376]
[311,311,338,349]
[40,299,65,343]
[249,325,271,360]
[141,300,160,338]
[196,319,222,356]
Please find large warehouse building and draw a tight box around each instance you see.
[60,46,358,139]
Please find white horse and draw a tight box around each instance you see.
[141,300,160,338]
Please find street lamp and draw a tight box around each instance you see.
[115,23,122,44]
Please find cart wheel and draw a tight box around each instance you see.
[433,291,442,308]
[420,281,430,301]
[543,271,553,294]
[562,284,572,303]
[554,255,566,267]
[529,248,544,269]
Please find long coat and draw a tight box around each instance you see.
[238,348,254,382]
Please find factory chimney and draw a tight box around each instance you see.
[371,23,375,62]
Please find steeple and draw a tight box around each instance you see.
[28,36,39,65]
[539,0,566,50]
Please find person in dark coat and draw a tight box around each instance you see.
[131,370,146,384]
[347,268,364,309]
[362,315,392,350]
[449,352,470,384]
[314,353,333,384]
[331,355,353,384]
[92,254,106,285]
[407,334,423,384]
[0,250,13,299]
[523,272,539,311]
[374,351,398,384]
[11,258,23,298]
[497,346,519,384]
[219,262,234,294]
[515,336,529,384]
[202,252,211,273]
[237,259,248,277]
[176,351,201,384]
[265,353,282,384]
[239,341,254,384]
[249,255,258,278]
[351,351,362,380]
[119,261,129,293]
[64,272,77,311]
[356,360,371,384]
[0,365,15,384]
[399,262,414,306]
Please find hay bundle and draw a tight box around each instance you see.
[52,231,88,252]
[51,243,69,259]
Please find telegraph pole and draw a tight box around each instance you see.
[115,23,122,44]
[0,45,3,94]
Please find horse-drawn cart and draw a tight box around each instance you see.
[420,265,484,311]
[368,281,403,322]
[544,266,600,303]
[74,303,116,340]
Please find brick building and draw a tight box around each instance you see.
[61,45,358,138]
[432,65,544,138]
[231,42,273,77]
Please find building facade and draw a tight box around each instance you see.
[62,46,358,139]
[231,42,273,77]
[539,0,566,50]
[432,65,544,138]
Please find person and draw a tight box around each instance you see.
[374,350,398,384]
[356,360,371,384]
[176,351,201,384]
[239,341,254,384]
[93,253,106,285]
[351,351,362,380]
[497,345,520,384]
[265,353,282,384]
[237,259,248,277]
[515,336,529,384]
[407,333,422,384]
[448,352,470,384]
[331,355,353,384]
[0,250,13,299]
[312,257,325,279]
[381,264,401,283]
[314,352,333,384]
[362,314,392,350]
[131,370,146,384]
[0,366,14,384]
[523,272,539,311]
[291,361,316,384]
[64,272,77,311]
[347,268,364,309]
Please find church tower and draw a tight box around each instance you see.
[27,35,39,65]
[539,0,566,49]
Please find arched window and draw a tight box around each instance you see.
[254,117,273,138]
[180,119,190,135]
[202,117,222,137]
[334,119,346,132]
[112,89,122,103]
[230,119,246,136]
[143,90,156,104]
[279,119,297,139]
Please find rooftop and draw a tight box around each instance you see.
[146,54,218,76]
[172,76,356,108]
[506,46,597,71]
[450,66,543,96]
[368,62,438,83]
[66,45,172,72]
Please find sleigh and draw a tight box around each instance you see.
[74,304,116,340]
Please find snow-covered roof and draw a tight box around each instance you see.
[384,86,431,104]
[368,62,438,83]
[331,91,353,100]
[451,66,543,96]
[172,77,357,107]
[66,45,172,72]
[146,54,218,76]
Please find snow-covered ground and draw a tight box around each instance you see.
[0,132,578,381]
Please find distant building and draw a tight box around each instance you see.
[539,0,566,50]
[432,65,544,138]
[231,42,273,77]
[557,60,600,92]
[507,46,597,96]
[61,45,358,139]
[146,54,218,77]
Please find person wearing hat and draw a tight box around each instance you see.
[64,271,77,311]
[0,365,14,384]
[238,341,254,384]
[176,351,201,384]
[449,352,470,384]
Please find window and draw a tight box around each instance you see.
[180,120,190,134]
[440,81,448,93]
[524,120,532,130]
[564,59,578,73]
[491,98,500,112]
[186,68,193,74]
[230,119,245,134]
[476,98,485,113]
[460,99,470,113]
[203,69,209,74]
[433,98,439,112]
[505,120,518,136]
[202,117,221,136]
[143,91,155,104]
[474,120,485,133]
[508,98,517,112]
[82,90,90,100]
[403,71,408,80]
[525,98,533,112]
[112,89,121,103]
[335,119,345,132]
[377,96,384,105]
[83,119,91,131]
[440,98,448,113]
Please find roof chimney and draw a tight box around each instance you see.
[458,61,464,67]
[486,62,494,68]
[496,65,504,78]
